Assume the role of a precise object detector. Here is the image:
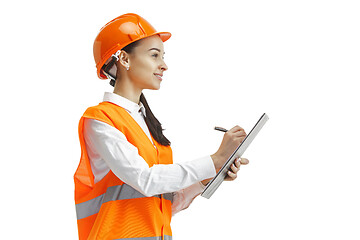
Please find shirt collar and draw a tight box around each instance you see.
[103,92,147,117]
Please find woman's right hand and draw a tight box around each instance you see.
[211,125,247,172]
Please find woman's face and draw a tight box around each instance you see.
[126,35,168,91]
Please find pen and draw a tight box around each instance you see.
[214,126,228,132]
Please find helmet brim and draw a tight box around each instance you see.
[157,32,171,42]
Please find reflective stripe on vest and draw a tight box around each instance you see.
[114,236,172,240]
[76,183,174,220]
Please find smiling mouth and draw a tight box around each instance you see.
[154,73,163,81]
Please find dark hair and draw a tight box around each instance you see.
[102,40,171,146]
[139,93,171,146]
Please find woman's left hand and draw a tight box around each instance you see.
[224,158,249,181]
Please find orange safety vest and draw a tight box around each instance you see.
[74,101,173,240]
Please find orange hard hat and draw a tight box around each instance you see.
[93,13,171,80]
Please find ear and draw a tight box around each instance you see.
[118,50,130,70]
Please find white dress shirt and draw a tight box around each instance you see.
[83,92,216,215]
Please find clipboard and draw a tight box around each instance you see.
[201,113,269,199]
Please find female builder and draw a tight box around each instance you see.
[74,13,249,240]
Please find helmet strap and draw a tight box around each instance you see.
[101,50,121,81]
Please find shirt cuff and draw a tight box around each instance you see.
[190,155,216,181]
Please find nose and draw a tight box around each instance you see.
[160,59,168,72]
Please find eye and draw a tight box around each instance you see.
[152,53,159,58]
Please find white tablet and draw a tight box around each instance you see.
[201,113,269,199]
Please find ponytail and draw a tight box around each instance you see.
[140,93,171,146]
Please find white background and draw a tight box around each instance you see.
[1,0,359,239]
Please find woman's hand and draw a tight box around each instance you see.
[201,127,247,186]
[224,157,249,181]
[211,125,247,172]
[201,157,249,185]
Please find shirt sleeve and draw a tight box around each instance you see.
[83,118,216,197]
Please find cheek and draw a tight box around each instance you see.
[132,59,155,78]
[132,67,151,80]
[129,64,154,85]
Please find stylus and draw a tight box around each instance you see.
[214,127,228,132]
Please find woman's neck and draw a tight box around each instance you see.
[113,78,142,104]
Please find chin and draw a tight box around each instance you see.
[142,82,161,90]
[145,85,160,91]
[150,82,161,90]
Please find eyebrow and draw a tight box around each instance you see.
[148,48,165,54]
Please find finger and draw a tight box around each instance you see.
[229,125,245,134]
[240,158,249,165]
[227,170,237,180]
[236,127,247,136]
[233,130,247,139]
[231,133,247,144]
[232,158,240,169]
[234,133,247,140]
[230,163,239,173]
[234,158,241,168]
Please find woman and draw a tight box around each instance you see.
[74,13,248,240]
